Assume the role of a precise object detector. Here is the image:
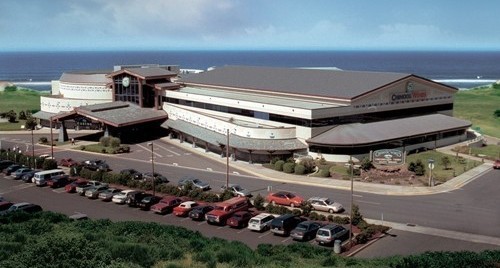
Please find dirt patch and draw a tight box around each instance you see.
[358,166,426,186]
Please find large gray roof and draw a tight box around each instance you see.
[307,114,471,146]
[163,119,307,151]
[60,72,111,84]
[112,67,177,79]
[179,66,411,100]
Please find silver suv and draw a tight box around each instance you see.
[308,197,343,213]
[315,224,348,246]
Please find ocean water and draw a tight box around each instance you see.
[0,50,499,90]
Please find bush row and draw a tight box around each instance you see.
[0,150,57,170]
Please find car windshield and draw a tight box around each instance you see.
[295,223,307,231]
[249,219,259,224]
[317,230,330,236]
[324,199,332,204]
[193,179,201,184]
[233,185,242,191]
[284,193,296,198]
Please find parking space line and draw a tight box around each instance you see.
[137,144,163,158]
[152,143,181,156]
[237,229,247,234]
[197,221,206,226]
[281,237,291,243]
[258,232,272,238]
[217,226,225,230]
[180,217,190,222]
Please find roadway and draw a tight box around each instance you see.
[1,133,499,249]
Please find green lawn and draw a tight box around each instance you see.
[0,88,45,112]
[453,86,500,138]
[452,144,500,160]
[406,150,480,183]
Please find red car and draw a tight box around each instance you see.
[266,191,304,207]
[226,211,253,228]
[494,160,500,170]
[65,179,89,193]
[59,158,78,167]
[173,201,200,217]
[151,196,187,215]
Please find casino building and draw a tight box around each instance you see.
[34,65,471,162]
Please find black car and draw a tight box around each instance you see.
[21,170,39,183]
[143,172,169,184]
[138,195,162,210]
[0,160,14,171]
[47,175,71,188]
[0,202,43,215]
[120,169,143,180]
[188,205,214,221]
[82,160,110,172]
[290,221,322,241]
[270,214,305,236]
[3,164,22,175]
[126,192,151,207]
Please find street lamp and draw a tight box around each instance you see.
[349,154,354,249]
[148,142,155,196]
[428,159,435,187]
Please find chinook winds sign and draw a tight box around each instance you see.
[372,149,404,165]
[391,82,427,101]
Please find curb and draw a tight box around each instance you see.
[345,229,392,257]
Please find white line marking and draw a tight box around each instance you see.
[217,226,225,229]
[180,217,190,222]
[258,232,272,238]
[197,221,206,226]
[207,168,213,171]
[353,194,363,198]
[136,144,163,158]
[173,163,178,166]
[357,200,381,205]
[281,237,291,243]
[152,143,181,156]
[237,229,246,234]
[233,171,240,175]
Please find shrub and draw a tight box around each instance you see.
[328,215,350,224]
[298,157,316,173]
[79,168,93,180]
[5,110,16,122]
[274,160,285,171]
[294,164,306,175]
[253,194,265,211]
[265,204,291,215]
[269,157,281,165]
[317,168,330,177]
[18,111,27,120]
[351,204,363,226]
[38,137,48,144]
[360,157,374,171]
[199,192,220,203]
[219,189,234,201]
[42,159,58,170]
[355,230,371,244]
[282,162,295,173]
[80,145,86,151]
[110,137,121,148]
[99,136,111,147]
[300,202,313,216]
[291,209,302,216]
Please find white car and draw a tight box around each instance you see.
[220,184,252,197]
[308,197,343,213]
[247,213,277,232]
[112,190,137,204]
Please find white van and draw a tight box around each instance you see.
[33,169,65,186]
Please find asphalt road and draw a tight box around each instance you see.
[2,133,499,242]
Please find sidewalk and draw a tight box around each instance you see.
[160,137,494,196]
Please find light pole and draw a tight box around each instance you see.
[50,116,54,159]
[31,127,35,169]
[226,129,229,189]
[148,142,155,196]
[349,154,354,249]
[428,159,435,187]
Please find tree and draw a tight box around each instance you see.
[5,110,17,123]
[494,109,500,118]
[360,157,374,171]
[25,117,37,130]
[441,156,451,170]
[18,111,27,120]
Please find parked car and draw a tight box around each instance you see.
[0,201,13,212]
[138,195,162,210]
[85,185,110,199]
[76,181,106,195]
[0,160,14,171]
[59,158,78,167]
[494,159,500,169]
[81,159,110,171]
[307,197,343,213]
[0,202,42,215]
[178,176,210,191]
[143,172,169,184]
[205,196,250,225]
[112,190,139,204]
[290,221,322,241]
[126,191,151,207]
[188,205,214,221]
[120,169,143,180]
[47,174,71,188]
[65,179,89,193]
[173,201,199,217]
[98,188,122,201]
[12,168,33,180]
[247,213,277,232]
[21,170,39,183]
[270,214,305,236]
[3,164,22,176]
[266,191,304,207]
[34,169,65,186]
[226,211,253,228]
[151,196,186,214]
[220,183,252,197]
[315,224,349,246]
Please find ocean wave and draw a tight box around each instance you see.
[433,79,497,84]
[13,81,52,86]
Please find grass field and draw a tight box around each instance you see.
[0,88,46,112]
[453,86,500,138]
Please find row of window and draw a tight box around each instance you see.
[164,97,453,128]
[354,95,452,109]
